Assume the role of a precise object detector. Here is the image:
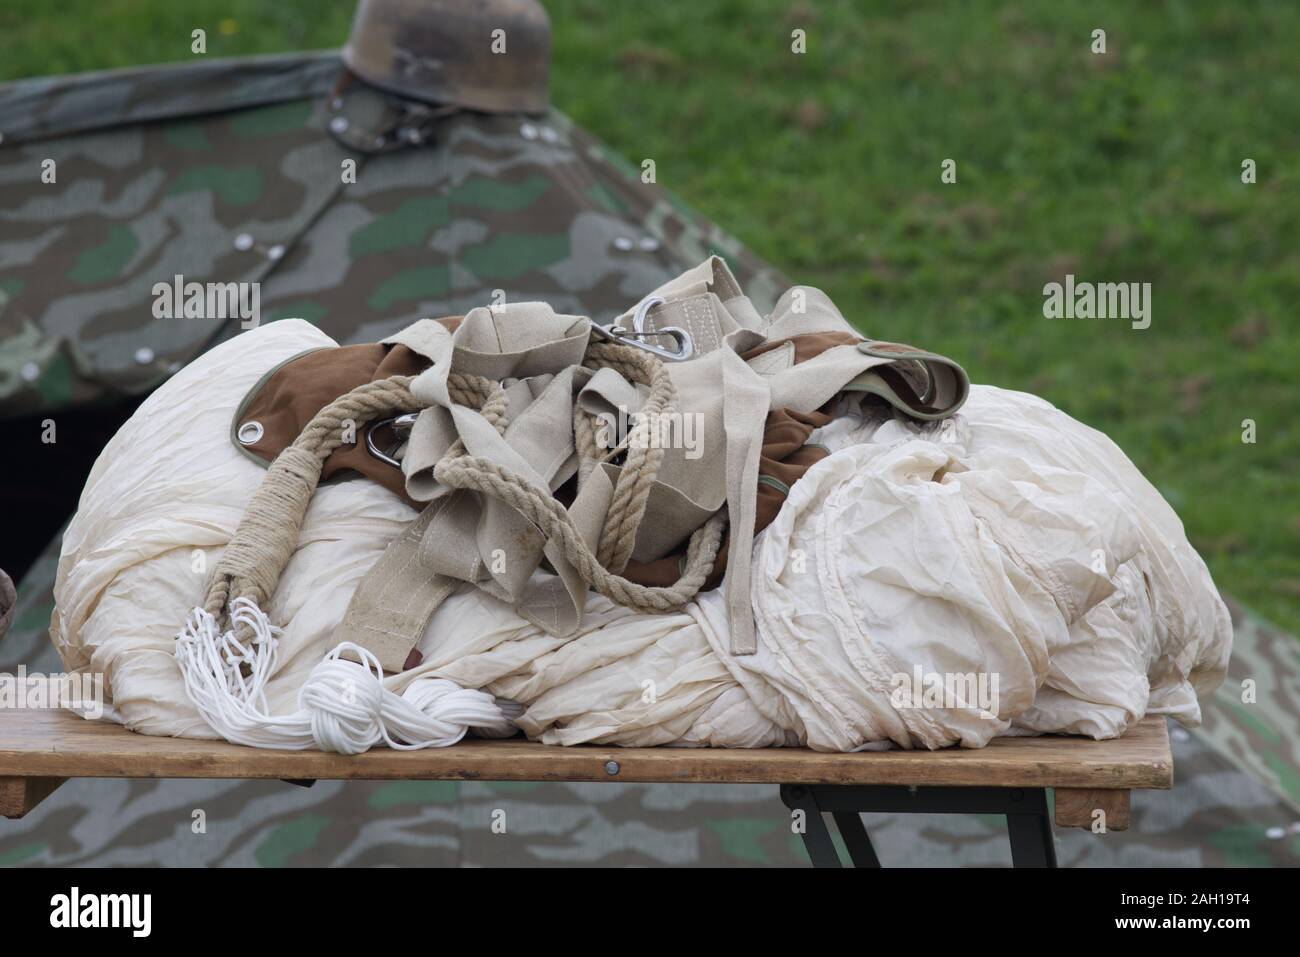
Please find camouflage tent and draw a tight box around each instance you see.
[1,49,1298,867]
[0,48,782,577]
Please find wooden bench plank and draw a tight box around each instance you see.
[0,708,1172,789]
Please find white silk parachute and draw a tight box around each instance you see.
[51,318,1231,752]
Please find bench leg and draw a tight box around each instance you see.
[781,784,846,867]
[1007,811,1058,868]
[1006,789,1058,868]
[0,777,65,819]
[832,811,882,868]
[780,784,1057,868]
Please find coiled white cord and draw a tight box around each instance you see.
[175,597,513,753]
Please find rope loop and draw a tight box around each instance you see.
[205,338,716,633]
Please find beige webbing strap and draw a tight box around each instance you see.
[332,500,460,673]
[719,350,771,656]
[845,343,969,419]
[207,261,973,677]
[332,340,728,673]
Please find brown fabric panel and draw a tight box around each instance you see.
[320,343,431,503]
[762,437,830,493]
[236,322,467,505]
[621,407,834,590]
[740,331,862,365]
[240,342,389,463]
[872,363,946,416]
[761,407,830,459]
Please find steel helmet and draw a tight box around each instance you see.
[342,0,551,114]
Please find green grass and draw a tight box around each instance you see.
[2,0,1297,632]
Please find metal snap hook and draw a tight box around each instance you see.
[591,296,694,361]
[365,412,420,468]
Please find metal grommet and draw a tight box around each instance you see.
[20,361,39,382]
[267,244,285,260]
[604,760,620,776]
[1265,826,1286,840]
[519,122,539,140]
[638,236,660,251]
[329,116,349,134]
[234,233,254,251]
[540,126,559,143]
[237,421,265,445]
[134,347,155,365]
[612,236,635,251]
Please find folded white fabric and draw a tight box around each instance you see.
[736,395,1231,750]
[51,319,1231,750]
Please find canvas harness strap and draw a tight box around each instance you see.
[207,257,970,672]
[205,340,726,664]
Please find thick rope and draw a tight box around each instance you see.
[436,343,717,612]
[583,342,677,573]
[204,340,712,635]
[437,450,724,609]
[204,376,418,624]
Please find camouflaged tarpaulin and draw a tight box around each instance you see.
[1200,597,1300,816]
[0,52,785,419]
[0,53,343,146]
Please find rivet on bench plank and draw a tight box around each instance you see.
[604,760,620,776]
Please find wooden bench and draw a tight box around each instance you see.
[0,708,1172,867]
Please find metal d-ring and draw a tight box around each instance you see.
[365,412,420,468]
[592,295,694,361]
